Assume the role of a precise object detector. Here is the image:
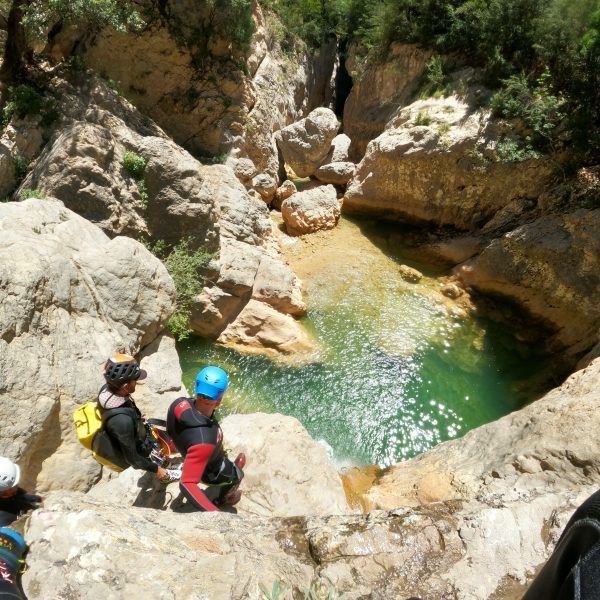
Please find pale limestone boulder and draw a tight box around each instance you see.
[252,172,277,203]
[0,198,177,492]
[344,42,432,160]
[457,209,600,357]
[314,161,356,185]
[216,238,263,297]
[217,299,315,355]
[272,179,297,210]
[275,107,339,177]
[190,237,306,340]
[281,184,340,236]
[344,95,552,230]
[223,413,349,517]
[189,286,246,338]
[226,156,258,187]
[323,133,351,163]
[252,253,306,316]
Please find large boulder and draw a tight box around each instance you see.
[0,198,178,492]
[344,95,553,230]
[281,184,340,235]
[217,299,315,355]
[275,107,339,177]
[457,209,600,358]
[315,161,356,186]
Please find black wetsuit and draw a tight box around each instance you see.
[93,385,157,474]
[166,397,242,512]
[0,489,42,527]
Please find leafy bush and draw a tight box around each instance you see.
[122,151,147,180]
[2,84,44,126]
[20,188,44,200]
[13,155,28,184]
[149,239,212,341]
[419,54,448,98]
[413,111,432,126]
[490,70,566,151]
[495,137,542,162]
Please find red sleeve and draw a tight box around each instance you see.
[179,443,218,512]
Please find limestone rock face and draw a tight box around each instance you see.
[222,413,349,517]
[315,161,356,185]
[21,483,589,599]
[275,107,339,177]
[281,184,340,235]
[344,43,432,161]
[227,156,257,187]
[457,209,600,356]
[23,122,149,238]
[56,4,336,177]
[20,77,309,357]
[0,142,15,198]
[0,198,177,491]
[22,493,472,600]
[344,95,552,230]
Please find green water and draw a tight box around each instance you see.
[178,218,542,468]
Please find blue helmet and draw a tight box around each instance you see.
[195,366,228,401]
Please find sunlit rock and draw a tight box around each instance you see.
[281,184,340,236]
[275,107,339,178]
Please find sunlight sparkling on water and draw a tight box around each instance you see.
[178,219,539,467]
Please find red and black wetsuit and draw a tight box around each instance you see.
[166,397,242,512]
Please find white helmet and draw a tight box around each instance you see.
[0,457,20,491]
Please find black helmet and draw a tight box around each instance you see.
[104,353,147,386]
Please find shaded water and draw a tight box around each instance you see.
[178,217,543,467]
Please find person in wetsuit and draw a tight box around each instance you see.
[0,457,42,528]
[95,354,179,482]
[0,528,27,600]
[166,366,245,512]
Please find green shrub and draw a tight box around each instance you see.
[413,111,432,126]
[490,70,566,151]
[122,151,147,179]
[20,188,44,200]
[13,155,28,184]
[495,137,542,162]
[149,238,212,341]
[2,84,45,126]
[419,54,449,98]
